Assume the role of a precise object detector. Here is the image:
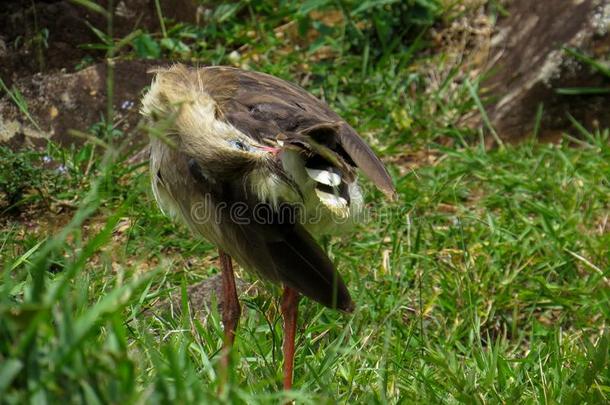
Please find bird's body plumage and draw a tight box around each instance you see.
[142,64,394,312]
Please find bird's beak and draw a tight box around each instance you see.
[254,145,282,155]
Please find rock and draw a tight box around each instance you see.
[0,60,160,148]
[481,0,610,143]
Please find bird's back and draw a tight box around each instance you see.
[142,64,394,311]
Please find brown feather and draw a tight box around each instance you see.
[197,66,396,199]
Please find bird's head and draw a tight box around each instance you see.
[142,66,282,181]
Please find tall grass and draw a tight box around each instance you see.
[1,1,609,403]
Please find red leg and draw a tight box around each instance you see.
[219,250,241,377]
[281,286,300,390]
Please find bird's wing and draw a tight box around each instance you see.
[237,210,355,312]
[200,66,396,199]
[186,159,354,311]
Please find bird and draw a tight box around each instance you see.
[141,64,395,390]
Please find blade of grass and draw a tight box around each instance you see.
[465,78,504,148]
[70,0,110,19]
[564,47,610,77]
[0,78,42,132]
[154,0,168,38]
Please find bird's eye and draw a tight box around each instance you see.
[229,139,248,151]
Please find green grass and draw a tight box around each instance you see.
[1,0,609,403]
[2,136,608,404]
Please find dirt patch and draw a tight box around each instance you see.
[0,0,208,150]
[0,0,200,80]
[144,273,259,324]
[1,60,162,148]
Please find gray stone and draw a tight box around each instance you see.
[482,0,610,143]
[0,60,158,148]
